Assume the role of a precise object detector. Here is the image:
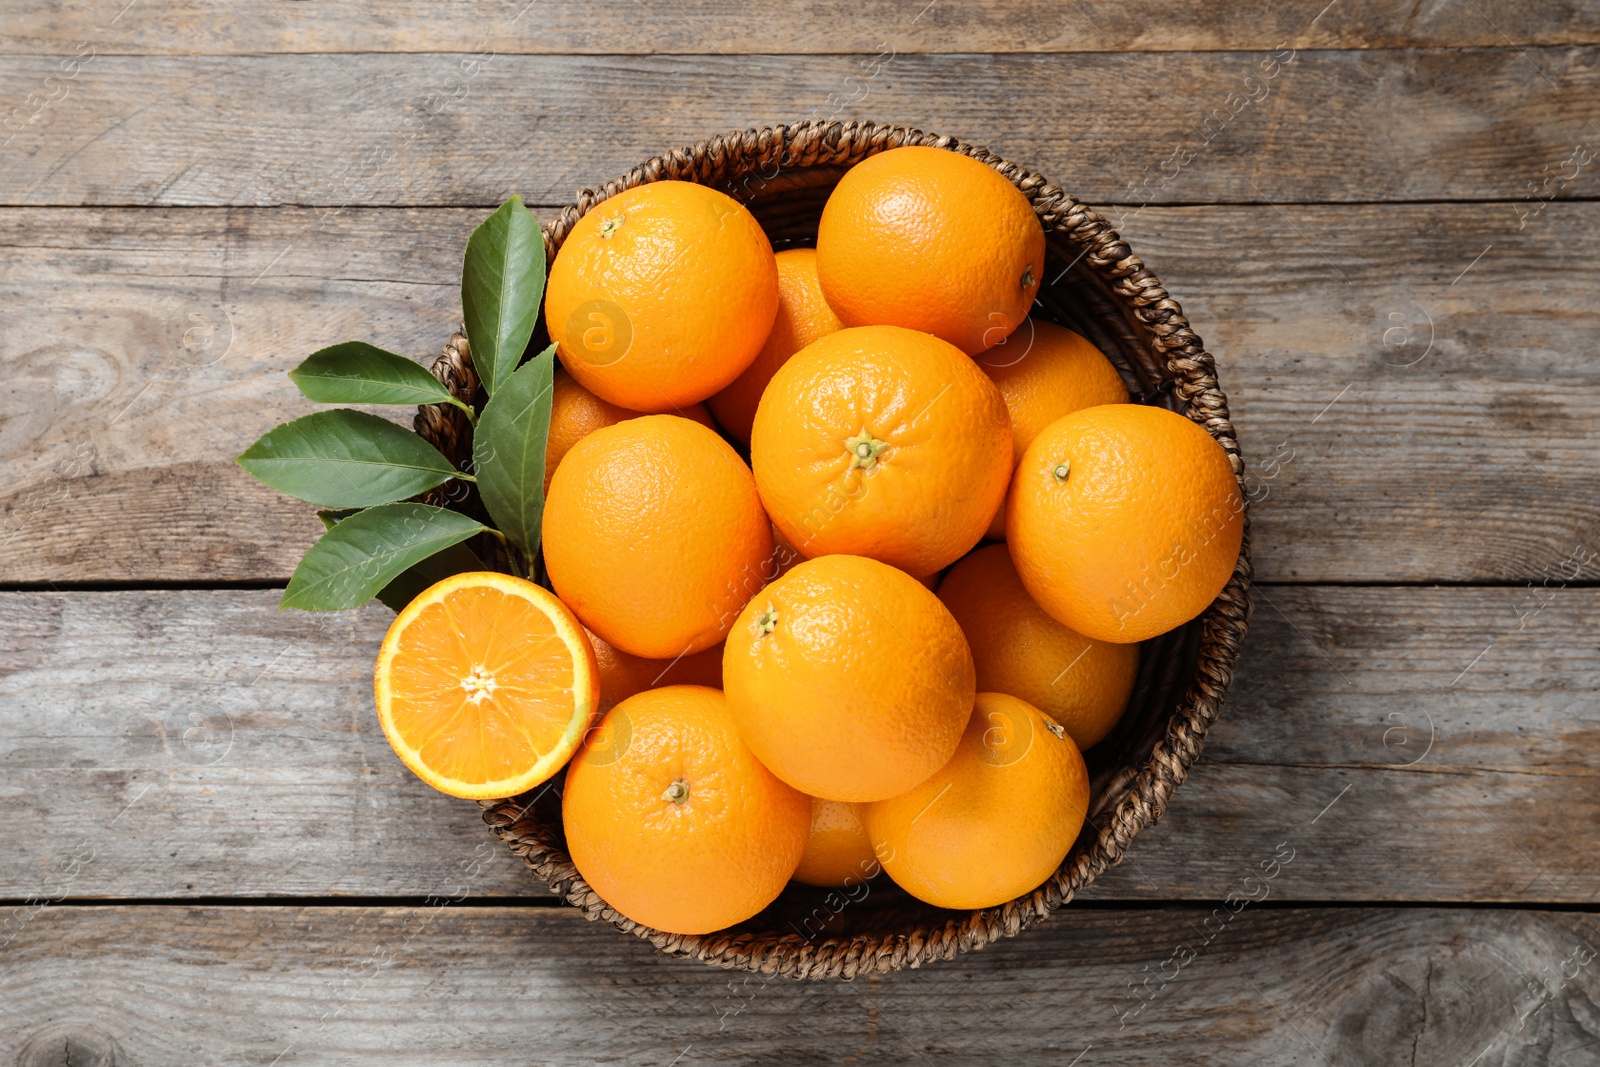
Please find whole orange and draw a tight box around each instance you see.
[792,798,880,888]
[977,320,1130,538]
[546,367,714,493]
[1007,404,1244,644]
[750,325,1011,578]
[586,629,724,714]
[816,146,1045,355]
[722,554,975,802]
[707,248,844,446]
[543,414,773,659]
[937,544,1137,750]
[864,692,1089,910]
[563,685,810,935]
[545,180,779,412]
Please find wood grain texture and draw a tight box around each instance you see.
[2,904,1598,1064]
[0,590,535,900]
[3,203,1596,585]
[0,8,1588,1061]
[2,48,1599,207]
[4,0,1598,54]
[2,587,1596,903]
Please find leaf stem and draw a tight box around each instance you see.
[453,471,478,484]
[481,527,527,579]
[447,396,479,425]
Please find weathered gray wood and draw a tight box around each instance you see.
[2,904,1597,1063]
[2,49,1599,207]
[3,203,1596,584]
[1129,202,1600,585]
[3,0,1597,54]
[0,206,465,583]
[2,587,1596,902]
[0,591,541,899]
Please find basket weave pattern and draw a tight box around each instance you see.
[412,119,1252,978]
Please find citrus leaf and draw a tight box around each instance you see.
[237,409,461,508]
[316,507,485,611]
[316,508,361,529]
[280,503,486,611]
[472,343,555,558]
[289,342,462,410]
[462,196,544,397]
[371,540,486,613]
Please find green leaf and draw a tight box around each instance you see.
[316,509,361,529]
[237,409,463,508]
[289,341,467,413]
[316,508,485,611]
[280,503,487,611]
[371,541,486,612]
[472,344,555,559]
[462,196,544,397]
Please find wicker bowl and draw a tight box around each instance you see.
[412,119,1252,978]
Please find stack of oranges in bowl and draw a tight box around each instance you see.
[372,146,1245,935]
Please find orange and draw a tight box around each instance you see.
[545,367,713,493]
[587,630,724,714]
[864,693,1089,910]
[792,798,880,888]
[1007,404,1244,644]
[708,248,845,445]
[937,545,1137,750]
[976,319,1130,538]
[750,325,1011,578]
[372,572,599,800]
[723,554,975,802]
[545,180,779,412]
[816,146,1045,355]
[767,522,803,580]
[562,685,810,934]
[542,414,773,659]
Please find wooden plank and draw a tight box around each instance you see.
[3,203,1596,585]
[2,48,1599,207]
[1124,203,1600,585]
[0,590,540,900]
[2,904,1598,1062]
[3,0,1597,54]
[0,207,464,584]
[2,587,1596,903]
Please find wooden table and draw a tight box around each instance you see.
[3,3,1598,1063]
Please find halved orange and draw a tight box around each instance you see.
[373,571,600,799]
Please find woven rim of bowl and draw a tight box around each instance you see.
[412,119,1253,978]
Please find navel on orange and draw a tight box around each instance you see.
[817,146,1045,355]
[373,572,599,800]
[750,325,1012,578]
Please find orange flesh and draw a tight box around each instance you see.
[382,582,588,790]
